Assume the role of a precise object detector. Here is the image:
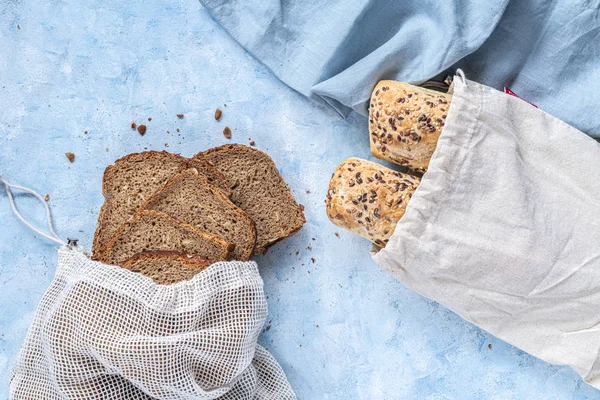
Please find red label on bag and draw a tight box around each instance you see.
[504,87,538,108]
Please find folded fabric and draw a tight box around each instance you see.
[10,246,295,399]
[200,0,600,138]
[374,76,600,389]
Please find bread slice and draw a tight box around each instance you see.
[122,251,213,285]
[100,210,233,266]
[92,151,231,260]
[141,168,257,260]
[196,144,306,254]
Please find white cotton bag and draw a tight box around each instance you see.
[374,76,600,388]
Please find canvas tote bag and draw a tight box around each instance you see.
[374,72,600,388]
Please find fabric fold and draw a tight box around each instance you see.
[200,0,600,137]
[201,0,509,116]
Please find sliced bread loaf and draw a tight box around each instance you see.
[100,210,233,266]
[92,151,230,260]
[141,168,257,261]
[122,251,213,285]
[197,144,305,254]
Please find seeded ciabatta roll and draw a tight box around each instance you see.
[325,158,420,247]
[369,81,452,173]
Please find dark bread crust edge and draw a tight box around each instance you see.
[195,144,306,254]
[122,250,214,271]
[92,151,231,260]
[139,168,257,261]
[99,209,233,265]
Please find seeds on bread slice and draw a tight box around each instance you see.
[92,151,230,260]
[141,168,257,260]
[122,251,213,285]
[196,144,306,254]
[100,210,233,266]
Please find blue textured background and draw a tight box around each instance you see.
[0,0,599,398]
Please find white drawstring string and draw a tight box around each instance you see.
[0,174,66,247]
[456,68,467,85]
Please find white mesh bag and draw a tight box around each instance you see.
[374,73,600,389]
[2,178,295,399]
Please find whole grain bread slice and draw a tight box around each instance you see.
[196,144,305,254]
[92,151,230,260]
[100,210,233,266]
[122,251,213,285]
[141,168,257,260]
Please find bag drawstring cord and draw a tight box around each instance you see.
[456,68,467,85]
[0,174,67,247]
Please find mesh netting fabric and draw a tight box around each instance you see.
[10,247,295,399]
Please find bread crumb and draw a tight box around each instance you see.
[144,146,148,150]
[265,325,271,331]
[334,232,340,238]
[249,141,255,146]
[105,147,109,151]
[214,108,222,120]
[311,257,316,263]
[223,127,232,139]
[176,128,180,132]
[306,190,311,194]
[147,117,152,121]
[17,25,20,29]
[164,143,169,147]
[224,103,227,107]
[65,152,75,163]
[131,122,136,129]
[84,131,88,134]
[299,204,305,211]
[488,344,492,350]
[44,194,50,201]
[177,113,184,119]
[137,125,147,135]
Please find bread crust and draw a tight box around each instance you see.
[369,81,451,173]
[122,251,213,270]
[139,168,258,261]
[325,157,420,246]
[100,210,233,265]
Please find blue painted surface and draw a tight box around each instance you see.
[0,0,599,399]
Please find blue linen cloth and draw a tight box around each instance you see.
[200,0,600,138]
